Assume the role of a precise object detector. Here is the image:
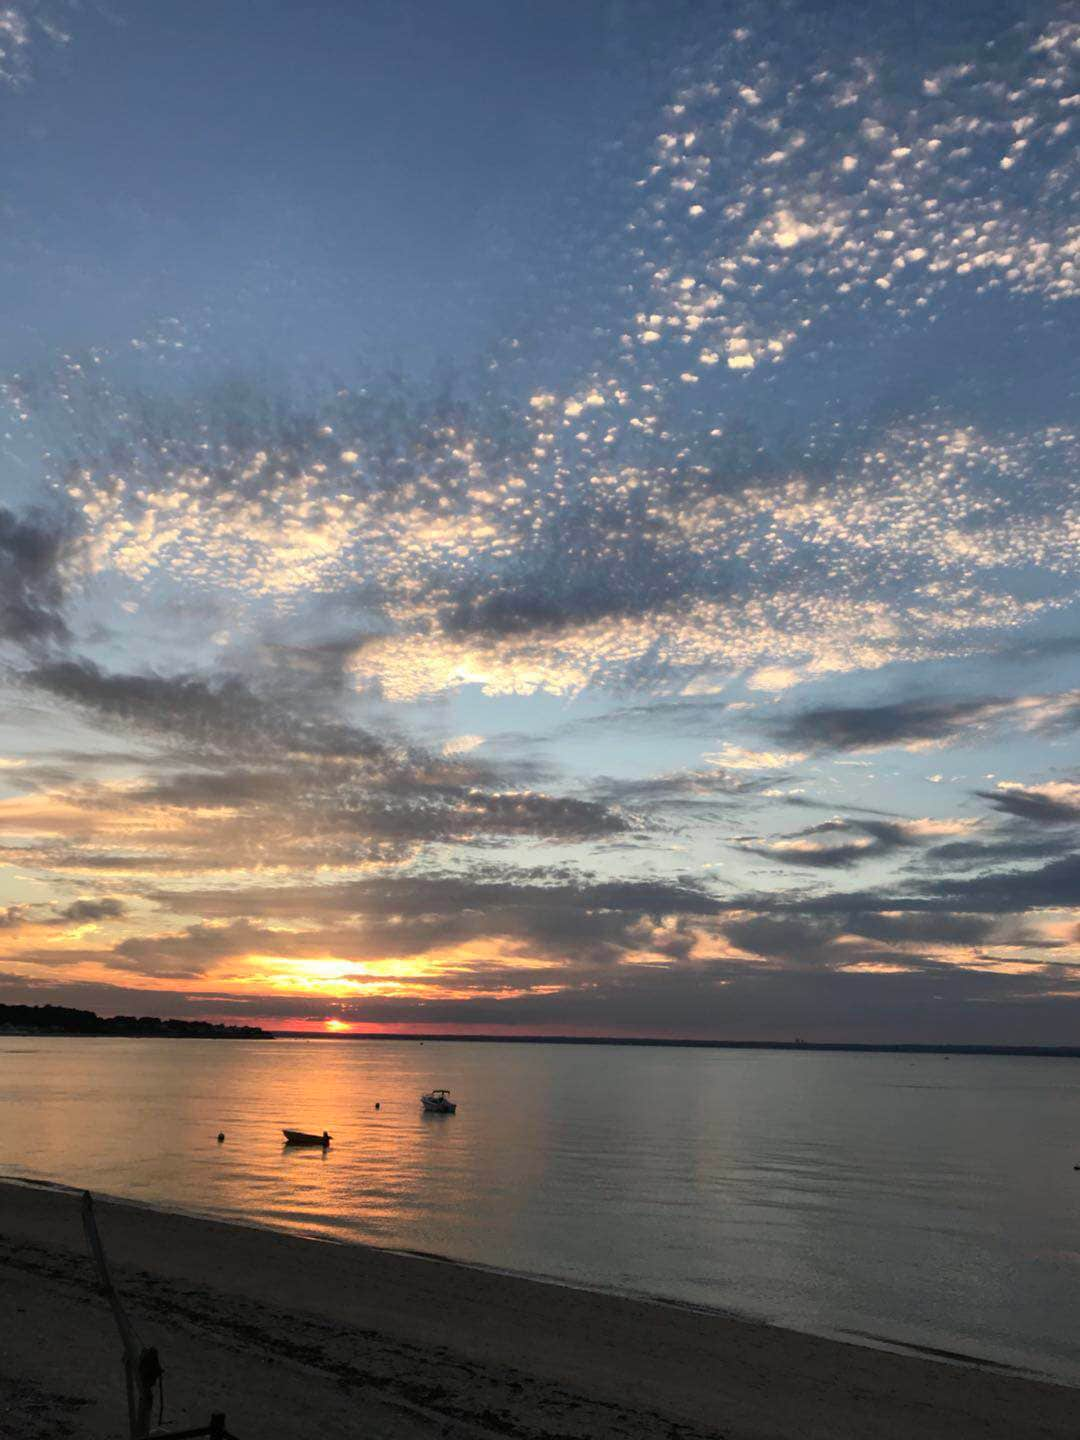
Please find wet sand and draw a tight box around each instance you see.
[0,1177,1076,1439]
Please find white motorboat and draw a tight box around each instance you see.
[421,1089,456,1114]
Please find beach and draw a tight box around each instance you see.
[1,1179,1076,1440]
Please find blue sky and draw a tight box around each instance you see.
[0,0,1077,1039]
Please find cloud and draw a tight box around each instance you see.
[592,766,758,809]
[977,783,1080,825]
[923,853,1080,913]
[722,914,843,964]
[0,508,68,647]
[105,921,285,979]
[331,789,628,844]
[842,912,996,946]
[0,2,75,90]
[151,872,727,925]
[23,658,391,762]
[15,920,289,981]
[55,897,126,923]
[0,6,33,88]
[40,351,1080,707]
[735,817,917,869]
[131,764,627,844]
[631,6,1080,383]
[14,658,629,864]
[773,692,1080,754]
[706,743,807,771]
[441,574,676,640]
[921,835,1072,871]
[0,768,629,876]
[442,734,484,756]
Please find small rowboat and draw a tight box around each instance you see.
[421,1089,456,1114]
[282,1129,331,1146]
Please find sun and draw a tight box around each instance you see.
[324,1018,353,1033]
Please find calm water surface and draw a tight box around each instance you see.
[3,1039,1080,1382]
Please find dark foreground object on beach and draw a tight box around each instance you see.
[1,1179,1077,1440]
[81,1190,238,1440]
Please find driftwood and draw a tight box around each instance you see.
[80,1191,238,1439]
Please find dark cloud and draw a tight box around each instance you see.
[23,658,391,762]
[771,697,1006,753]
[442,582,631,639]
[150,872,726,924]
[124,765,626,845]
[772,691,1080,756]
[18,659,629,854]
[437,488,709,639]
[334,790,627,843]
[134,872,727,969]
[723,914,842,963]
[735,817,916,869]
[0,846,240,873]
[0,508,68,647]
[107,920,283,979]
[56,897,126,923]
[592,767,758,808]
[921,835,1073,870]
[842,912,995,946]
[975,787,1080,825]
[132,769,299,810]
[727,846,1080,918]
[923,853,1080,913]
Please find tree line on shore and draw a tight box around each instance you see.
[0,1002,271,1039]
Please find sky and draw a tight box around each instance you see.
[0,0,1078,1041]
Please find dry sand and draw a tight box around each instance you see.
[0,1177,1076,1439]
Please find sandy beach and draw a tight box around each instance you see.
[0,1177,1076,1440]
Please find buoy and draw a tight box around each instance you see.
[217,1132,225,1143]
[375,1102,380,1110]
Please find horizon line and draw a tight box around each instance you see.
[269,1033,1080,1058]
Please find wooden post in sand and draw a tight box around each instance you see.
[80,1192,237,1439]
[81,1191,161,1438]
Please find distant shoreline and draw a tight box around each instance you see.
[272,1032,1080,1058]
[0,1002,271,1040]
[7,1018,1077,1056]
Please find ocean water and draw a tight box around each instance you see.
[3,1037,1080,1383]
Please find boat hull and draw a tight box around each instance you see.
[282,1129,330,1145]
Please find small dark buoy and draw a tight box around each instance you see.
[217,1132,225,1143]
[375,1102,380,1110]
